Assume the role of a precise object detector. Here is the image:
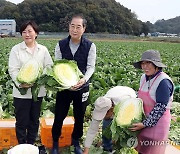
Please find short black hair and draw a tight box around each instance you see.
[20,20,39,38]
[70,14,87,27]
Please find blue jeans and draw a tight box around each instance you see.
[102,119,113,151]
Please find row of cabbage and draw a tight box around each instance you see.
[0,38,179,153]
[0,38,179,117]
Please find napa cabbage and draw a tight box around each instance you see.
[109,97,145,148]
[53,60,83,88]
[7,144,39,154]
[17,58,42,84]
[14,58,43,101]
[115,98,144,127]
[38,59,84,91]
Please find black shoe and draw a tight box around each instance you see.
[72,138,80,147]
[51,148,59,154]
[51,142,59,154]
[74,146,83,154]
[103,148,112,152]
[38,145,47,154]
[103,148,115,154]
[72,138,82,154]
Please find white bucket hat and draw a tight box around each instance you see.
[133,50,166,69]
[104,86,137,105]
[92,97,112,120]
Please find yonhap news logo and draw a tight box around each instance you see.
[127,137,138,148]
[127,138,180,148]
[140,140,180,146]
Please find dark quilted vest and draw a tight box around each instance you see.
[59,35,92,87]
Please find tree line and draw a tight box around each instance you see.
[0,0,179,35]
[0,0,150,35]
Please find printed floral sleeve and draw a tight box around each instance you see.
[142,102,167,127]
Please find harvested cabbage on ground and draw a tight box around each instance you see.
[7,144,39,154]
[38,59,84,91]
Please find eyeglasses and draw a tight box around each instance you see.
[70,24,83,30]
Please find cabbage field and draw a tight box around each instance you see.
[0,38,179,153]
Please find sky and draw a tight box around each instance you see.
[6,0,180,23]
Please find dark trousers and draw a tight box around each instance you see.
[102,119,113,151]
[52,86,89,142]
[13,97,43,144]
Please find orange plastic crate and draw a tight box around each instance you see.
[40,116,74,148]
[0,119,18,150]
